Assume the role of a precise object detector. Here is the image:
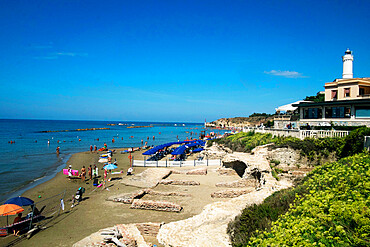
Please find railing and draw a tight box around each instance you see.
[242,127,349,139]
[132,159,222,167]
[299,130,349,139]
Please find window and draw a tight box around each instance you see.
[344,88,350,97]
[303,108,322,119]
[356,106,370,118]
[325,106,351,118]
[359,88,365,96]
[331,90,337,100]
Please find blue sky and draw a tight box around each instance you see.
[0,0,369,122]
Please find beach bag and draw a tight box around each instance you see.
[93,178,98,186]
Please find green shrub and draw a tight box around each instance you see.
[339,127,370,158]
[230,153,370,246]
[228,182,309,246]
[270,159,280,165]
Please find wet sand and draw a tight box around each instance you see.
[0,149,240,247]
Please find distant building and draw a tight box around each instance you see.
[296,49,370,127]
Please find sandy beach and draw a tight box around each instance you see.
[0,148,240,247]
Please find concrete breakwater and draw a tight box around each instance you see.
[38,127,110,133]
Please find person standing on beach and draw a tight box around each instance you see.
[56,146,60,154]
[94,145,97,152]
[68,165,73,179]
[88,165,92,180]
[90,145,93,152]
[81,166,86,182]
[103,168,108,189]
[92,165,97,177]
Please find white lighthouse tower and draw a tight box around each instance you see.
[342,48,354,79]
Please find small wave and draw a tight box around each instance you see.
[32,176,46,182]
[0,170,12,176]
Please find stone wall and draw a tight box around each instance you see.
[215,179,256,188]
[170,167,207,175]
[130,199,182,212]
[135,223,162,238]
[216,167,238,176]
[159,179,200,186]
[211,188,254,198]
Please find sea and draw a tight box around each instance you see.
[0,119,225,203]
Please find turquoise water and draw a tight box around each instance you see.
[0,119,220,202]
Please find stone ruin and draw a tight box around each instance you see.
[159,179,200,186]
[130,199,182,212]
[170,167,207,175]
[107,189,190,205]
[73,222,163,247]
[215,179,256,188]
[211,188,254,198]
[216,167,238,176]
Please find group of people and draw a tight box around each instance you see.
[67,165,99,182]
[89,145,98,152]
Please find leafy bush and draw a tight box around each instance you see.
[210,132,276,152]
[229,153,370,246]
[228,180,309,246]
[339,127,370,158]
[248,153,370,246]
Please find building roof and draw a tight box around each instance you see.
[325,78,370,88]
[275,100,312,112]
[293,98,370,107]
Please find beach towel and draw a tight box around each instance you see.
[63,169,79,176]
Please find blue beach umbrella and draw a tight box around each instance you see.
[104,164,118,170]
[5,196,34,207]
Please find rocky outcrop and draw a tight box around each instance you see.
[157,187,289,247]
[156,145,292,247]
[208,116,274,129]
[130,199,182,212]
[202,142,232,159]
[267,147,336,172]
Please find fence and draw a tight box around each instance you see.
[132,159,222,167]
[299,130,349,139]
[242,127,349,140]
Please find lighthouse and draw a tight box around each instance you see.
[342,48,354,79]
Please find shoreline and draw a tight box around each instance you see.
[0,144,242,246]
[2,154,72,204]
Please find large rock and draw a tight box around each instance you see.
[121,168,172,188]
[157,189,279,247]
